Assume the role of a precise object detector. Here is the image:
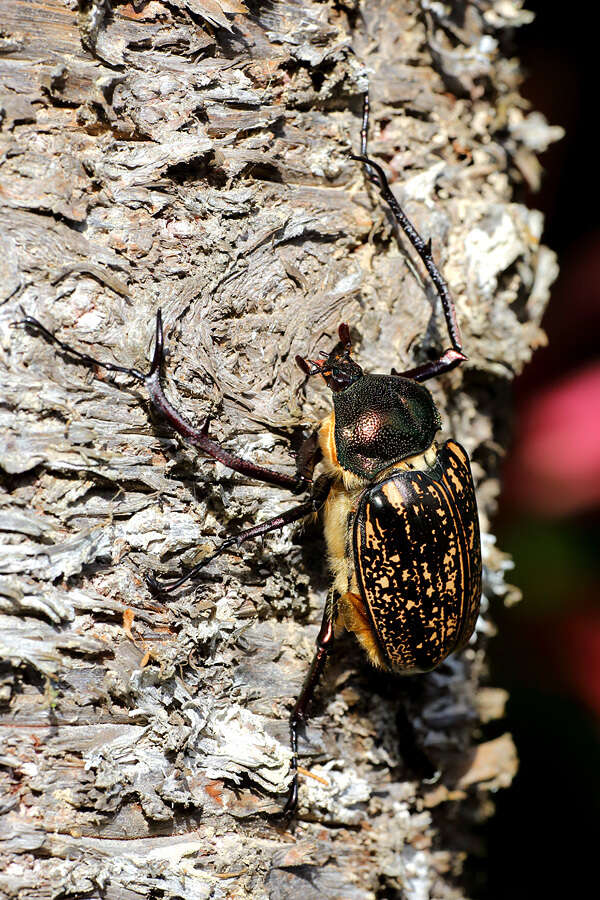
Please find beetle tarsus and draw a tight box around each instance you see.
[14,313,147,382]
[267,759,299,822]
[353,152,468,379]
[145,574,167,598]
[352,150,464,362]
[359,90,378,186]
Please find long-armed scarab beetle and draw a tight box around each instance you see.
[15,97,481,815]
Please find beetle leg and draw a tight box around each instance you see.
[148,474,332,596]
[280,595,336,817]
[351,153,466,360]
[16,311,309,493]
[13,314,149,381]
[352,94,467,378]
[391,349,467,383]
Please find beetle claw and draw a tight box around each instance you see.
[145,574,166,598]
[273,778,299,821]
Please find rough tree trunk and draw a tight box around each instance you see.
[0,1,559,898]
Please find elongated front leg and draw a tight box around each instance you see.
[351,158,468,380]
[149,474,331,595]
[280,596,336,817]
[16,311,308,492]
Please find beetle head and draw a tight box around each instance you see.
[296,323,363,393]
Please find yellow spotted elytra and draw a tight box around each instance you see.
[14,97,482,817]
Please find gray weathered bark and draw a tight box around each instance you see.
[0,1,559,897]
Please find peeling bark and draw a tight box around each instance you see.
[0,1,558,898]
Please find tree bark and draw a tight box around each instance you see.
[0,1,559,898]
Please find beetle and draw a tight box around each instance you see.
[14,97,481,816]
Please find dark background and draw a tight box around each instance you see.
[477,3,600,896]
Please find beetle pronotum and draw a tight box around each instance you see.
[14,96,481,816]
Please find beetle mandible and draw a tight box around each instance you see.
[15,95,482,816]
